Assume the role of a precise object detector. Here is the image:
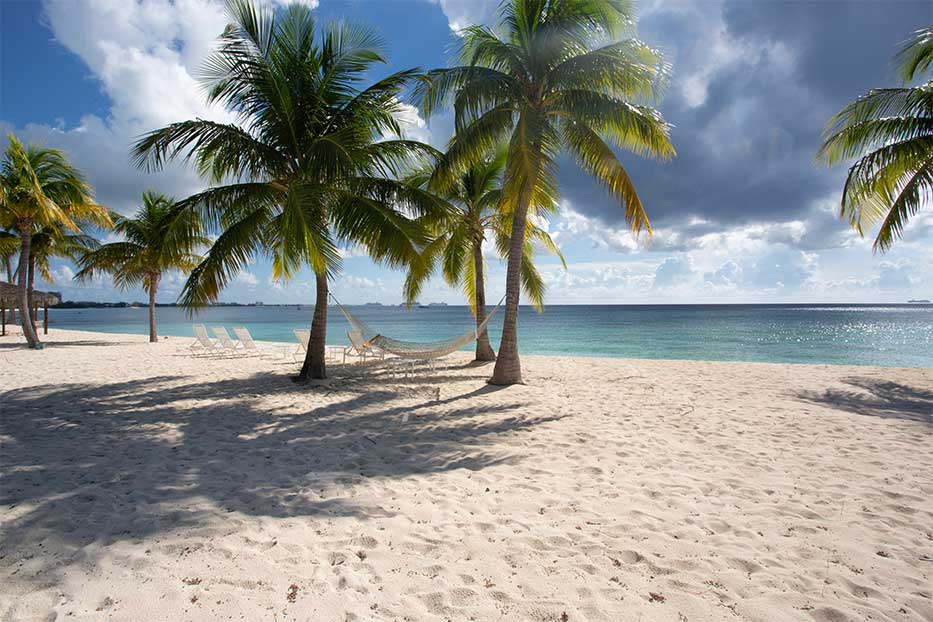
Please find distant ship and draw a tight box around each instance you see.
[907,299,930,303]
[419,302,448,308]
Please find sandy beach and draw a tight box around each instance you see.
[1,329,931,621]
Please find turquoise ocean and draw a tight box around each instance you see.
[42,303,933,368]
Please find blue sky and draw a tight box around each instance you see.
[1,0,931,305]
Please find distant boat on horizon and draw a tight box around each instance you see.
[907,299,930,303]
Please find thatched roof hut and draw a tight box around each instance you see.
[0,281,60,307]
[0,281,60,336]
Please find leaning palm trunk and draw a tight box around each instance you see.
[15,223,40,348]
[298,272,329,381]
[472,241,496,362]
[490,142,541,385]
[148,273,160,343]
[489,204,529,384]
[5,256,14,323]
[27,257,37,334]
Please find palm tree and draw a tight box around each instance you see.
[24,225,100,334]
[133,0,444,380]
[405,144,565,361]
[75,191,206,343]
[0,134,110,348]
[818,27,933,252]
[415,0,675,384]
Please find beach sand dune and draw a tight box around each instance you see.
[1,329,931,621]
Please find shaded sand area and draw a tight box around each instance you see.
[1,329,931,621]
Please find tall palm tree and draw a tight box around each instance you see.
[23,226,100,333]
[818,27,933,252]
[415,0,675,384]
[133,0,444,379]
[405,144,565,361]
[0,134,110,348]
[75,191,206,343]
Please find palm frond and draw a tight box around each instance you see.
[562,120,651,235]
[895,27,933,82]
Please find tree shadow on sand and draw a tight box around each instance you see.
[795,376,933,425]
[1,369,560,586]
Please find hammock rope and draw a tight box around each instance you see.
[331,293,505,360]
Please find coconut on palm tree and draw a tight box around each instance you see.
[415,0,675,384]
[75,191,206,343]
[405,144,565,361]
[818,26,933,252]
[0,134,111,348]
[133,0,445,379]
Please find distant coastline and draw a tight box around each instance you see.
[54,301,267,309]
[50,300,932,309]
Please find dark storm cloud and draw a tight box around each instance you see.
[556,0,932,246]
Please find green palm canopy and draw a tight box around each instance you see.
[818,26,933,252]
[414,0,675,384]
[0,134,110,348]
[75,191,207,343]
[405,143,565,361]
[132,0,447,378]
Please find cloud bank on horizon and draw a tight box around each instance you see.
[1,0,930,305]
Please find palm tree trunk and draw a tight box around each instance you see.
[148,273,160,343]
[15,223,40,349]
[473,240,496,362]
[27,255,37,335]
[490,143,540,385]
[6,255,16,324]
[298,271,328,381]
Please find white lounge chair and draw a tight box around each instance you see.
[292,329,351,363]
[293,329,310,362]
[211,326,248,356]
[190,324,223,356]
[233,326,288,356]
[347,329,386,363]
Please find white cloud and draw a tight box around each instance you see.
[50,265,76,285]
[2,1,236,215]
[342,275,386,291]
[337,244,369,259]
[429,0,499,33]
[653,255,693,289]
[235,271,259,287]
[550,201,641,254]
[394,101,434,145]
[274,0,318,7]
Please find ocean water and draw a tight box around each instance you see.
[39,303,933,368]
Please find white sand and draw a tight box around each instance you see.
[1,328,931,622]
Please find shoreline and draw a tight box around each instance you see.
[4,326,931,371]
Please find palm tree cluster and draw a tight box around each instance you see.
[128,0,675,383]
[414,0,676,383]
[6,0,925,385]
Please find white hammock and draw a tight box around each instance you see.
[332,295,504,360]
